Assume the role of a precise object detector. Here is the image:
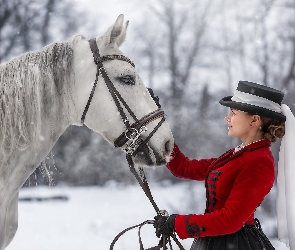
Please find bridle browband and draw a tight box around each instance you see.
[81,38,165,156]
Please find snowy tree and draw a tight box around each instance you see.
[0,0,83,62]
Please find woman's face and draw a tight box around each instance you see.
[224,109,255,141]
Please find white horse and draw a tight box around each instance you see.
[0,14,174,249]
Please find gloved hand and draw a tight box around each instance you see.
[153,214,177,238]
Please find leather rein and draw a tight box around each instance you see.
[81,38,184,250]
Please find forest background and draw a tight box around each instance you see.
[1,0,295,240]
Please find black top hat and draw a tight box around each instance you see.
[219,81,286,121]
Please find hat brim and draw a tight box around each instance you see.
[219,96,286,121]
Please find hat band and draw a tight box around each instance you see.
[231,90,282,113]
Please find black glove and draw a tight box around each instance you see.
[153,214,177,238]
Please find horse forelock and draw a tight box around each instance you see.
[0,37,76,162]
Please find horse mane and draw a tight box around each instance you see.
[0,35,79,162]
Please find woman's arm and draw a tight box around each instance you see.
[166,144,216,181]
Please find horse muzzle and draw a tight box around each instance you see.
[114,109,167,161]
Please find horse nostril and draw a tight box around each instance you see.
[165,140,171,154]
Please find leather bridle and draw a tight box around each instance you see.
[81,38,184,250]
[81,38,165,156]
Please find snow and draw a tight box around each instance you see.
[6,182,289,250]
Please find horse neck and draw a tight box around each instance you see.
[27,44,74,141]
[0,71,71,191]
[69,36,98,125]
[0,41,74,168]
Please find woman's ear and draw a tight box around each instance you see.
[251,115,261,127]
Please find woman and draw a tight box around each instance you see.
[154,81,292,249]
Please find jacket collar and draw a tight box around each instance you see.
[242,139,271,152]
[208,139,271,173]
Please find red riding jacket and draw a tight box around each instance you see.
[166,140,275,239]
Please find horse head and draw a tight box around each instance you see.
[71,15,174,166]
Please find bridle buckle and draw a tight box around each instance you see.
[123,126,147,155]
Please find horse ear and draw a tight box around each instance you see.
[109,14,128,46]
[115,20,129,47]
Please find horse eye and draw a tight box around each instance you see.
[116,75,135,85]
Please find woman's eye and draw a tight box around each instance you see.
[116,75,135,85]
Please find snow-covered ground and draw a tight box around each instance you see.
[6,183,289,250]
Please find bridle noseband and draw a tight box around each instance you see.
[81,38,165,156]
